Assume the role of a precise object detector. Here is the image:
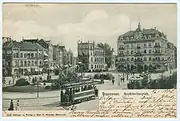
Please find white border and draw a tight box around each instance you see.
[0,0,179,121]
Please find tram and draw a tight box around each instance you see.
[60,80,97,106]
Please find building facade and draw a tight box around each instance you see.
[38,39,54,70]
[116,23,176,73]
[67,49,74,65]
[77,41,106,72]
[53,44,65,68]
[3,38,47,78]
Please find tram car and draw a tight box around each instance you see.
[60,80,97,106]
[127,76,144,89]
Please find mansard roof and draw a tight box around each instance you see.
[120,28,161,38]
[19,41,45,51]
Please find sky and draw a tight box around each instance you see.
[3,3,177,56]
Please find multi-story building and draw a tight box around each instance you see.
[38,39,54,70]
[116,22,176,72]
[3,38,48,78]
[67,49,74,65]
[77,41,106,72]
[53,44,65,68]
[110,54,116,70]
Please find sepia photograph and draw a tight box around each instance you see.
[2,3,177,117]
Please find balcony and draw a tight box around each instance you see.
[154,45,161,48]
[134,59,143,63]
[135,52,143,56]
[118,53,125,57]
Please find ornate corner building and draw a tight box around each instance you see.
[116,22,177,73]
[77,41,106,72]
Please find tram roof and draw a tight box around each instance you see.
[61,80,95,89]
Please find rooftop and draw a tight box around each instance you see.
[119,23,164,39]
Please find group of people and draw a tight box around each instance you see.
[111,74,126,85]
[8,99,20,111]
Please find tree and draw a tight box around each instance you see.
[15,78,30,86]
[97,43,114,68]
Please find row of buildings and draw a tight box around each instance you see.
[76,23,177,73]
[2,22,177,77]
[2,37,76,77]
[116,22,177,72]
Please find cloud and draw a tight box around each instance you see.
[83,10,108,22]
[57,10,131,38]
[3,19,59,40]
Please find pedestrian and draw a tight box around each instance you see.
[123,77,125,83]
[16,100,20,111]
[112,79,114,85]
[121,78,123,83]
[8,100,14,111]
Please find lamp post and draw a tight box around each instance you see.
[78,62,82,78]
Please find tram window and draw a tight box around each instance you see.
[88,85,92,89]
[82,86,85,91]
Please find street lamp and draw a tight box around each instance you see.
[78,62,83,78]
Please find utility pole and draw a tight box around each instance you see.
[37,49,39,98]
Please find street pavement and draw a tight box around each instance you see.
[2,69,176,111]
[3,73,128,111]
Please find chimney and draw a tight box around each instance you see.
[154,27,157,30]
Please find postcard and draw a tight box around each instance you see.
[2,3,177,118]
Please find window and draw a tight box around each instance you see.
[131,58,134,61]
[32,61,34,66]
[20,53,23,58]
[144,43,146,47]
[131,51,133,54]
[20,61,23,66]
[24,53,27,58]
[144,57,147,61]
[16,53,18,58]
[149,57,151,61]
[127,58,129,61]
[24,61,27,66]
[91,57,93,62]
[35,61,38,66]
[28,61,31,66]
[127,50,129,54]
[91,65,93,69]
[149,50,152,53]
[28,53,30,58]
[149,43,151,47]
[31,53,34,58]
